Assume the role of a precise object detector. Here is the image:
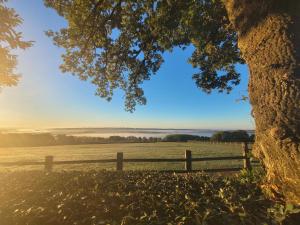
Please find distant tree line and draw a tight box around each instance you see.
[0,130,254,147]
[0,133,163,147]
[163,131,254,143]
[163,134,210,142]
[211,130,255,143]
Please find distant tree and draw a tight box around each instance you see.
[45,0,300,203]
[108,136,123,142]
[211,130,249,142]
[0,0,32,89]
[148,137,162,142]
[210,132,222,142]
[55,134,78,145]
[163,134,206,142]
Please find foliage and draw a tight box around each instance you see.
[211,130,250,142]
[44,0,244,111]
[0,131,252,147]
[0,132,163,147]
[2,170,299,225]
[0,0,32,88]
[163,134,209,142]
[5,131,253,148]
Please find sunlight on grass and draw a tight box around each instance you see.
[0,142,245,171]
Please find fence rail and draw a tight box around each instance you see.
[0,142,259,172]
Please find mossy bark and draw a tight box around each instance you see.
[225,0,300,204]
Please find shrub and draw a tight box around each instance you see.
[211,130,250,142]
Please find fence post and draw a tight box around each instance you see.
[242,142,252,171]
[116,152,123,171]
[185,150,192,172]
[45,156,53,172]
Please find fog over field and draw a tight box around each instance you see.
[0,128,255,138]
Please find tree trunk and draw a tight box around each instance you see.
[225,0,300,204]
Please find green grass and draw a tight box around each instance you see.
[0,142,247,171]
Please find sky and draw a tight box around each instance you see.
[0,0,254,130]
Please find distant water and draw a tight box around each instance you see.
[3,128,254,138]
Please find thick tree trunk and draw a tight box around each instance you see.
[225,1,300,204]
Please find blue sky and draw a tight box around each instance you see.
[0,0,254,130]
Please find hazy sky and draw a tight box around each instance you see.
[0,0,254,130]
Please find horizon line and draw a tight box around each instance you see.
[0,126,255,131]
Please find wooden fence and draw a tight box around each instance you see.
[0,142,259,173]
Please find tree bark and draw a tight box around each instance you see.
[225,0,300,204]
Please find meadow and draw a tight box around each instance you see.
[0,142,246,171]
[1,142,298,225]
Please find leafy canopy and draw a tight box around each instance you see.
[45,0,244,111]
[0,0,32,89]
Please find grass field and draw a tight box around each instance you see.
[0,142,247,171]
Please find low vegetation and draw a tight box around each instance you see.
[163,134,210,142]
[0,170,299,225]
[0,133,163,147]
[211,130,254,142]
[0,131,253,148]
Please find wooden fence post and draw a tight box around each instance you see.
[242,142,252,171]
[116,152,123,171]
[185,150,192,172]
[45,156,53,172]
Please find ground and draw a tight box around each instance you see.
[0,170,285,225]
